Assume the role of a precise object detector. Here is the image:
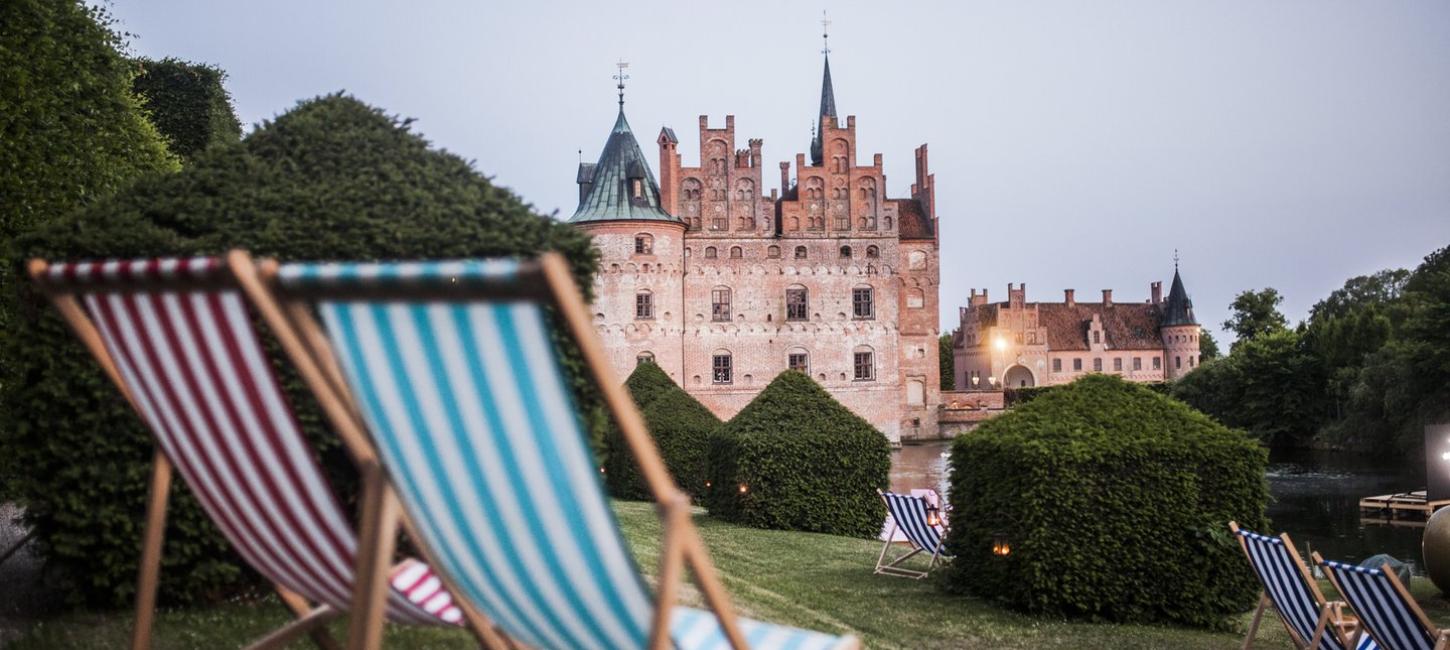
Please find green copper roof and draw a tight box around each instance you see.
[1162,268,1197,326]
[570,110,679,224]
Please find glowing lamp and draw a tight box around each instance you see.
[991,532,1011,557]
[926,504,941,528]
[738,484,749,495]
[993,336,1007,352]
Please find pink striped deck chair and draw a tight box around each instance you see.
[27,257,492,650]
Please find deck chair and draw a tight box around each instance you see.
[242,250,859,650]
[1230,522,1376,650]
[27,257,490,650]
[1316,553,1446,650]
[875,490,949,579]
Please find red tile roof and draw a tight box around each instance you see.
[966,302,1165,351]
[895,199,934,240]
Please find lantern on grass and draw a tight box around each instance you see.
[926,503,941,528]
[991,532,1011,557]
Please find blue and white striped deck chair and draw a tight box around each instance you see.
[875,490,949,579]
[1316,553,1444,650]
[1230,522,1377,650]
[259,252,859,650]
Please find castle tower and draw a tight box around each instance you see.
[570,67,687,383]
[1159,263,1200,380]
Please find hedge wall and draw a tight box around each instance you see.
[132,58,243,162]
[604,362,719,501]
[944,374,1268,628]
[1004,379,1171,407]
[705,371,890,538]
[0,94,598,606]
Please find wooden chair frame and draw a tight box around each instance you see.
[240,250,860,650]
[1229,521,1359,650]
[874,489,947,580]
[26,257,498,650]
[1313,551,1450,650]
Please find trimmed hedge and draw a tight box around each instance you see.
[133,58,242,162]
[944,374,1268,628]
[1005,379,1171,407]
[0,94,598,606]
[604,363,719,501]
[705,371,890,538]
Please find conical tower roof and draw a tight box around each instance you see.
[1162,268,1197,326]
[570,109,679,224]
[810,54,837,167]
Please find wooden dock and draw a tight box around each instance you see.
[1359,490,1450,523]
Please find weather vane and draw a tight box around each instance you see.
[821,10,831,55]
[1174,248,1180,270]
[613,59,630,108]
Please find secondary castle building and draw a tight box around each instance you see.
[951,268,1201,389]
[569,52,942,443]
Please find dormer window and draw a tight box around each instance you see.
[630,178,643,199]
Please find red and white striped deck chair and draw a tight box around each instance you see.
[27,257,490,650]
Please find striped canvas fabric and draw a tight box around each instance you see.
[286,259,849,650]
[881,492,945,555]
[1321,560,1431,650]
[52,257,460,626]
[1234,528,1364,650]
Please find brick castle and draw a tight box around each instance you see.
[569,51,941,443]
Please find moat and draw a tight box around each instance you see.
[890,441,1427,569]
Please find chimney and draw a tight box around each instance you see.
[1064,289,1075,307]
[1151,281,1163,304]
[1102,289,1113,306]
[1009,283,1026,308]
[970,288,988,307]
[780,162,790,194]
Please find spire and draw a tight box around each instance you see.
[1162,261,1197,326]
[810,12,837,166]
[613,59,630,109]
[570,65,678,225]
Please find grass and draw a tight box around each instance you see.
[11,501,1450,648]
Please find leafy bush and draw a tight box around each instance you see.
[604,363,719,501]
[1006,380,1169,407]
[944,374,1268,628]
[132,58,242,162]
[705,371,890,538]
[0,94,597,606]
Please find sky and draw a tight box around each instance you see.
[103,1,1450,342]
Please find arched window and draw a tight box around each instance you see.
[636,351,655,366]
[785,285,808,321]
[712,350,733,384]
[635,290,654,320]
[907,287,925,309]
[853,345,875,381]
[704,246,717,259]
[711,287,731,322]
[839,246,852,259]
[866,245,879,258]
[787,348,809,374]
[729,246,743,259]
[634,233,653,255]
[794,246,808,260]
[767,245,781,259]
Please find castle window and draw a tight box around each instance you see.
[636,351,654,366]
[1073,358,1083,372]
[712,352,733,384]
[768,245,781,259]
[852,287,875,320]
[1113,358,1123,373]
[635,291,654,320]
[1153,357,1162,370]
[634,234,653,255]
[630,178,643,199]
[1133,357,1142,371]
[1093,358,1103,372]
[711,287,731,322]
[839,246,852,259]
[1189,355,1196,368]
[866,245,879,258]
[1052,358,1062,373]
[704,246,717,259]
[853,346,875,381]
[788,350,809,374]
[730,246,743,259]
[1092,330,1101,344]
[794,246,808,260]
[907,288,925,309]
[1175,356,1182,369]
[786,287,809,321]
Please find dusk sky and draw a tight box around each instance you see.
[104,1,1450,342]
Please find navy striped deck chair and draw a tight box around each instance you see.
[27,257,473,650]
[875,490,949,579]
[1316,553,1445,650]
[1230,522,1376,650]
[252,251,858,650]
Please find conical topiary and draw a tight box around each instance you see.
[705,370,890,538]
[605,362,720,501]
[944,374,1268,628]
[0,93,597,606]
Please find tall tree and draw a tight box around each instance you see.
[1199,329,1222,360]
[1224,288,1288,345]
[940,333,956,390]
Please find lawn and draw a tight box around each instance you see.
[10,501,1449,648]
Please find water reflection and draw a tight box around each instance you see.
[889,442,1427,569]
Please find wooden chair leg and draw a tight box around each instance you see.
[874,524,897,574]
[276,587,343,650]
[1242,592,1267,650]
[1308,604,1334,650]
[648,495,689,650]
[349,464,402,650]
[247,604,344,650]
[131,451,172,650]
